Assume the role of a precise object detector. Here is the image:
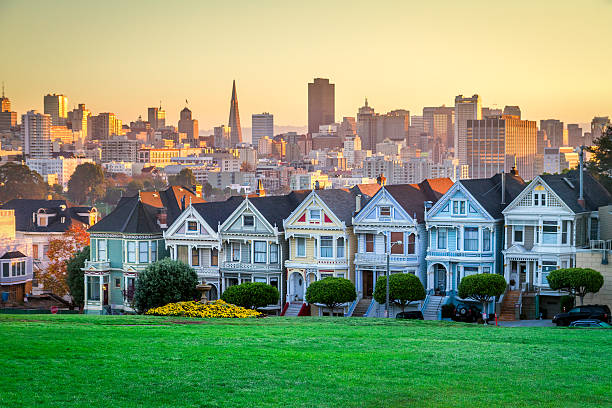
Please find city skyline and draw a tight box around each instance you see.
[1,0,611,130]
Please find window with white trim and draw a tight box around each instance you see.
[87,276,100,301]
[243,215,254,227]
[139,241,149,263]
[464,227,478,251]
[452,200,467,215]
[513,226,524,244]
[309,209,321,222]
[269,243,278,264]
[127,241,136,263]
[483,230,491,251]
[187,221,198,232]
[231,243,240,261]
[296,238,306,257]
[542,221,558,244]
[98,239,107,261]
[379,206,391,217]
[151,241,157,262]
[254,241,267,263]
[336,238,344,258]
[320,236,333,258]
[437,228,447,249]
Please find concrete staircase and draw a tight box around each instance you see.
[499,290,520,321]
[351,298,372,317]
[422,296,446,320]
[283,302,303,317]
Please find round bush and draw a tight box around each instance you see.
[221,282,279,309]
[305,277,356,315]
[373,273,426,312]
[458,273,506,303]
[133,258,199,313]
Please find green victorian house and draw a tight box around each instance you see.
[84,196,167,314]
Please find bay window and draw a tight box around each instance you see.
[464,227,478,251]
[139,241,149,263]
[232,243,240,261]
[211,248,218,266]
[254,241,267,263]
[98,240,107,261]
[365,234,374,253]
[177,245,188,264]
[542,221,558,244]
[437,228,447,249]
[127,241,136,263]
[513,226,524,244]
[269,243,278,263]
[151,241,157,262]
[320,236,333,258]
[336,238,344,258]
[483,230,491,251]
[296,238,306,257]
[407,233,416,254]
[191,247,199,266]
[87,276,100,301]
[391,232,403,254]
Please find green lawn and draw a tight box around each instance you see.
[1,315,610,408]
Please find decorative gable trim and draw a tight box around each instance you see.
[164,205,218,240]
[426,181,494,221]
[283,191,345,230]
[502,176,574,215]
[353,187,416,226]
[219,198,276,235]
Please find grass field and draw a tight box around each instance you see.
[1,315,611,408]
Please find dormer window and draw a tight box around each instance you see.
[452,200,466,215]
[187,221,198,232]
[309,209,321,222]
[379,206,391,217]
[243,215,254,227]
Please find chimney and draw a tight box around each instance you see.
[355,194,362,212]
[180,195,186,211]
[578,146,585,209]
[501,172,506,205]
[157,208,167,228]
[510,165,518,176]
[315,180,320,190]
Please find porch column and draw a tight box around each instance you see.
[84,275,88,305]
[526,261,531,286]
[446,266,452,293]
[188,245,193,266]
[504,261,510,283]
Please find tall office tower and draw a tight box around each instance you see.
[148,105,166,130]
[44,94,68,125]
[251,112,273,147]
[539,119,564,148]
[466,115,537,180]
[178,106,199,141]
[90,113,121,140]
[481,107,502,118]
[227,80,242,146]
[356,98,376,151]
[68,104,91,139]
[567,124,583,148]
[537,130,549,155]
[0,83,10,112]
[454,94,482,165]
[308,78,335,134]
[214,125,231,148]
[591,116,610,142]
[503,105,521,119]
[423,106,454,148]
[408,115,424,147]
[21,111,52,159]
[377,109,410,144]
[0,85,17,130]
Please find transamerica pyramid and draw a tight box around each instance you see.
[228,79,242,146]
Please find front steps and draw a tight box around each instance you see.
[498,290,520,321]
[283,302,303,317]
[422,295,447,320]
[351,297,372,317]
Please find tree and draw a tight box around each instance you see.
[126,179,145,196]
[133,258,199,313]
[373,273,426,313]
[587,125,612,192]
[0,162,48,203]
[202,182,213,198]
[457,273,506,321]
[305,277,356,316]
[66,246,90,309]
[38,224,90,300]
[169,168,196,187]
[67,162,105,205]
[546,268,604,306]
[221,282,279,309]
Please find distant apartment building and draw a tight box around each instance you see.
[138,148,180,165]
[0,91,17,131]
[26,157,93,188]
[148,106,166,130]
[101,161,139,176]
[454,94,482,165]
[466,115,537,180]
[43,93,68,125]
[543,147,579,174]
[343,135,362,167]
[540,119,564,148]
[101,139,139,162]
[356,100,410,152]
[251,113,273,147]
[22,110,52,159]
[290,170,331,190]
[214,125,231,148]
[177,107,199,141]
[257,136,273,157]
[308,78,335,134]
[90,113,122,140]
[67,103,91,139]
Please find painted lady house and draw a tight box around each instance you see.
[424,171,526,319]
[283,188,375,316]
[351,179,453,317]
[217,192,307,313]
[501,170,612,319]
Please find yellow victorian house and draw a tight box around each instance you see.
[282,188,374,316]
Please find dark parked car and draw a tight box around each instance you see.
[568,319,612,328]
[452,303,482,323]
[552,305,611,326]
[396,311,424,320]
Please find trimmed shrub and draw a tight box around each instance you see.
[305,277,356,316]
[373,273,426,312]
[133,258,199,313]
[221,282,279,309]
[547,268,604,305]
[458,273,506,318]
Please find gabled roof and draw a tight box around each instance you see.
[88,196,161,234]
[460,173,526,219]
[191,197,243,231]
[0,250,27,259]
[539,171,612,213]
[312,188,372,226]
[140,186,205,225]
[382,178,454,222]
[246,191,309,231]
[1,199,94,233]
[350,183,382,198]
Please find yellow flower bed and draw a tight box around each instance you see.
[145,300,262,318]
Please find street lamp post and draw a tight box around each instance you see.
[384,234,403,318]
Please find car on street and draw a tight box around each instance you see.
[568,319,612,328]
[452,303,482,323]
[552,305,611,326]
[396,311,424,320]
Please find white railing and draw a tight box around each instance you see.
[354,253,417,264]
[590,240,612,251]
[221,262,281,272]
[84,260,111,270]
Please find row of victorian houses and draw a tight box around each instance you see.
[82,170,612,320]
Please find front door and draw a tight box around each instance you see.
[519,262,527,286]
[362,270,373,297]
[435,265,447,294]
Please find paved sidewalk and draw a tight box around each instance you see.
[496,319,554,327]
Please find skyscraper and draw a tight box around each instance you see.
[90,113,122,140]
[423,106,454,148]
[251,113,273,147]
[148,106,166,130]
[68,104,91,139]
[22,110,52,159]
[357,98,376,151]
[567,124,583,148]
[0,83,10,112]
[178,106,199,141]
[308,78,335,134]
[454,94,482,165]
[0,85,16,131]
[466,115,537,180]
[228,80,242,146]
[503,105,521,119]
[44,93,68,125]
[539,119,564,148]
[214,125,231,148]
[376,109,410,144]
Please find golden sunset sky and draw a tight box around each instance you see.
[1,0,611,131]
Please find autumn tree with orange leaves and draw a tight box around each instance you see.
[39,224,90,302]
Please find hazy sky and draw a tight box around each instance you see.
[1,0,611,133]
